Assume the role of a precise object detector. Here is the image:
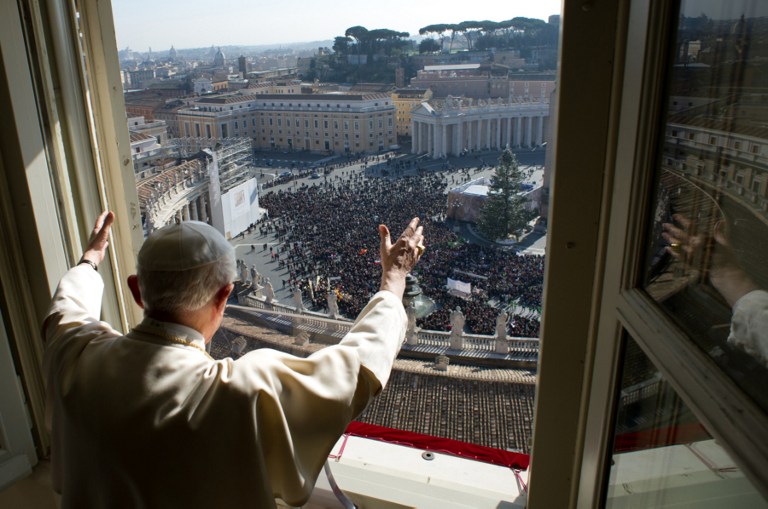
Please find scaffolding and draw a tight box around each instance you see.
[211,138,257,194]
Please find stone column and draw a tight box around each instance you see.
[515,117,522,147]
[190,197,199,221]
[412,121,419,154]
[435,123,440,158]
[537,115,544,146]
[417,121,423,154]
[195,196,203,223]
[465,120,472,149]
[526,116,533,147]
[457,121,464,153]
[486,118,491,150]
[507,117,513,147]
[496,118,502,149]
[452,122,458,155]
[413,122,424,154]
[478,119,483,150]
[428,123,434,158]
[441,123,448,157]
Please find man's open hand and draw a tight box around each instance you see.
[378,217,425,299]
[81,211,114,266]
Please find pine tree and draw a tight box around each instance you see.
[477,149,532,242]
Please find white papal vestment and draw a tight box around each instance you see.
[44,265,406,508]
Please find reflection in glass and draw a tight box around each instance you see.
[605,337,767,507]
[644,0,768,412]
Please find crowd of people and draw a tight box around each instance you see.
[416,243,544,336]
[260,152,402,189]
[258,162,544,337]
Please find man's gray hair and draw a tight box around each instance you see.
[137,255,237,314]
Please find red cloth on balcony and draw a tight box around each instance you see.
[346,421,530,470]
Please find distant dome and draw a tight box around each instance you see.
[213,47,226,67]
[169,45,177,60]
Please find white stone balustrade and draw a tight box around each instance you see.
[231,298,539,365]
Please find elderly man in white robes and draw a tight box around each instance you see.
[43,211,425,508]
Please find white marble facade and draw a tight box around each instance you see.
[411,97,550,158]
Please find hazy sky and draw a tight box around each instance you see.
[112,0,562,51]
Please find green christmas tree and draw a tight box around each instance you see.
[477,149,533,242]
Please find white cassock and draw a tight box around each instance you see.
[43,264,406,508]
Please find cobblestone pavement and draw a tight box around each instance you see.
[213,315,536,452]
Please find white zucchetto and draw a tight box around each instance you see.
[137,221,234,271]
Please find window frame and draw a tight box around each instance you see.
[586,0,768,501]
[3,0,146,449]
[526,0,628,505]
[76,0,145,327]
[8,0,767,505]
[530,0,768,507]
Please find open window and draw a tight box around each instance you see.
[2,0,767,507]
[531,0,768,506]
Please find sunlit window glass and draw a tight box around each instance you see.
[644,0,768,413]
[605,336,767,507]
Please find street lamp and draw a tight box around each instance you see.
[402,273,436,318]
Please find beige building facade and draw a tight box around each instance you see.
[664,118,768,211]
[392,88,432,140]
[410,64,556,103]
[176,93,396,154]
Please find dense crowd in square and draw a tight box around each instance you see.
[257,162,544,337]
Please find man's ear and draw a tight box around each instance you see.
[213,283,234,315]
[127,275,144,309]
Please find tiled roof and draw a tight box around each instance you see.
[395,88,430,98]
[249,93,391,101]
[197,94,262,104]
[129,132,154,143]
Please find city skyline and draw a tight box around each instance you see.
[112,0,562,52]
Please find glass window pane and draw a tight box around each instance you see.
[643,0,768,412]
[605,336,768,507]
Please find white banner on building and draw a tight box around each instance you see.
[446,278,471,296]
[221,178,260,238]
